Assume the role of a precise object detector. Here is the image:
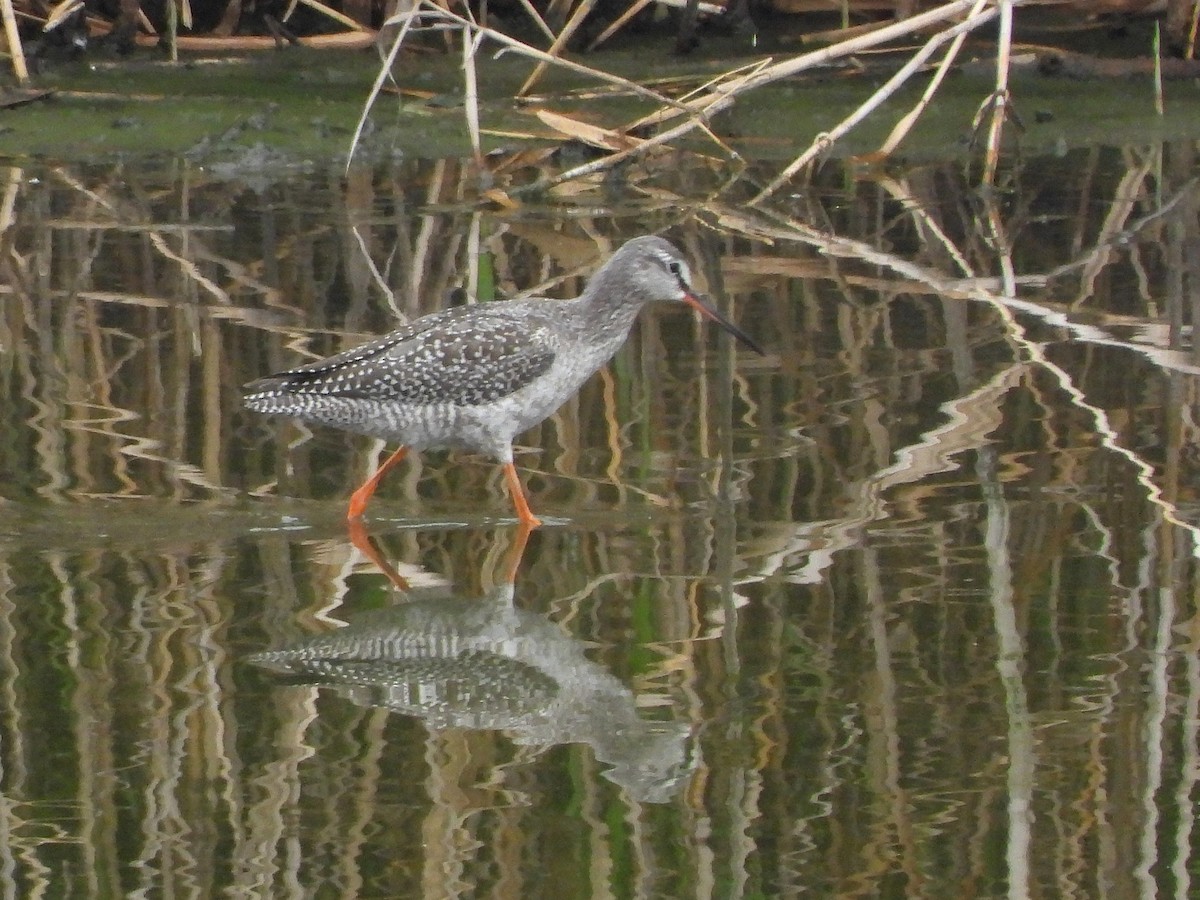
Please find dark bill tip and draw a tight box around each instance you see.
[684,293,766,356]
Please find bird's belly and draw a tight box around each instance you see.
[247,391,562,459]
[247,394,467,447]
[494,359,602,435]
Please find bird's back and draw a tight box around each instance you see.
[246,304,559,408]
[244,300,606,451]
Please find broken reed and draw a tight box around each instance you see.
[355,0,1022,198]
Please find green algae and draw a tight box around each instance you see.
[5,41,1200,167]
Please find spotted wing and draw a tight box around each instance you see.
[246,306,557,407]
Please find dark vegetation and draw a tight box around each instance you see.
[13,0,1200,67]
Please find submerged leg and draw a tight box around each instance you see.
[502,461,542,528]
[503,522,534,585]
[348,446,409,520]
[346,517,410,591]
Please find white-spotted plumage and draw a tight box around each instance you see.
[244,236,763,524]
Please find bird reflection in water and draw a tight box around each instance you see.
[250,523,696,804]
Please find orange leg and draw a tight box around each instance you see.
[347,446,408,520]
[502,461,542,528]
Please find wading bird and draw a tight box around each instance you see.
[245,236,763,525]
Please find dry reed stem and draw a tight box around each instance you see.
[347,6,419,170]
[165,0,177,60]
[0,165,21,231]
[531,0,995,196]
[979,173,1017,295]
[129,30,378,49]
[1153,20,1164,115]
[1189,0,1199,58]
[517,0,597,97]
[583,0,720,52]
[586,0,653,52]
[535,109,646,150]
[43,0,84,32]
[797,17,899,45]
[651,0,722,14]
[465,211,482,302]
[351,0,698,168]
[874,0,985,158]
[664,0,992,124]
[511,0,556,42]
[2,0,29,83]
[750,1,997,202]
[544,0,573,30]
[982,0,1014,185]
[463,24,483,166]
[625,57,772,132]
[425,1,683,108]
[355,0,1028,199]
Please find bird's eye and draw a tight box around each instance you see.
[668,260,685,280]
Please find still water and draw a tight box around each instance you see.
[1,146,1198,897]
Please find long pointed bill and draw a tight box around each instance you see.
[683,292,766,356]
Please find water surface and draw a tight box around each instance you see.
[1,146,1198,897]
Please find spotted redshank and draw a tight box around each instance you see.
[244,235,763,525]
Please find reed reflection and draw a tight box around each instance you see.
[250,523,695,805]
[4,147,1200,897]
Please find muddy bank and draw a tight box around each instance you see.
[5,33,1200,168]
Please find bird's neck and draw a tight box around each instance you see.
[576,267,647,337]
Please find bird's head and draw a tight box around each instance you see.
[599,236,764,355]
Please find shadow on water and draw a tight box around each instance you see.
[2,142,1200,896]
